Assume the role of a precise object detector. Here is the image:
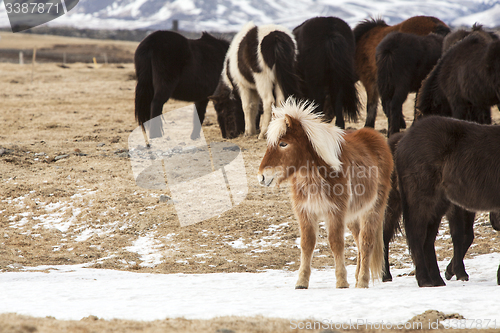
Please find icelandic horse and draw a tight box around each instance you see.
[353,16,449,129]
[258,97,392,288]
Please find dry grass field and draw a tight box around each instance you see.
[1,32,500,332]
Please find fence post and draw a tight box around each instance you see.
[31,48,36,83]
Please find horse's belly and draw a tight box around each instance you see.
[345,192,378,223]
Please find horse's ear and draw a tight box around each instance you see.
[284,114,293,128]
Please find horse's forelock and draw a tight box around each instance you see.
[267,97,345,170]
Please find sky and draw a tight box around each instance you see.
[1,253,500,326]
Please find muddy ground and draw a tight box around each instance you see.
[1,32,500,332]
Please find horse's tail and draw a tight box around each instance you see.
[415,59,451,119]
[325,32,360,122]
[134,43,154,126]
[375,33,398,106]
[261,30,300,99]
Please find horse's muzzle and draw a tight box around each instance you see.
[257,173,273,187]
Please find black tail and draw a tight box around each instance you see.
[261,31,300,98]
[415,59,451,119]
[325,32,360,122]
[134,46,154,126]
[376,38,397,106]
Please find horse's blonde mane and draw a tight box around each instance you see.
[267,97,345,170]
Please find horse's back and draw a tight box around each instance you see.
[343,127,393,180]
[376,32,443,93]
[136,30,190,62]
[398,16,448,35]
[397,116,500,210]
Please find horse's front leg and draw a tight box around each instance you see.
[295,210,318,289]
[326,211,349,288]
[191,99,209,140]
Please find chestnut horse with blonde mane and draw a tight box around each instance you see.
[353,16,450,129]
[258,98,393,288]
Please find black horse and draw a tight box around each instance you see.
[376,31,447,136]
[416,25,500,124]
[293,16,359,128]
[395,116,500,287]
[134,30,230,140]
[381,131,500,283]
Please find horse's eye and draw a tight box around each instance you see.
[279,142,288,148]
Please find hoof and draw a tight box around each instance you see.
[295,285,308,290]
[419,281,446,287]
[457,274,469,282]
[383,273,393,282]
[336,282,349,289]
[445,270,454,281]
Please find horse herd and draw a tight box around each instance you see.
[133,16,500,288]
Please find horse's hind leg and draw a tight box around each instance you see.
[149,72,176,139]
[356,203,385,288]
[388,88,408,136]
[347,220,361,285]
[327,212,349,288]
[333,89,346,129]
[364,83,379,128]
[258,85,279,140]
[445,206,475,281]
[404,206,438,287]
[383,184,402,282]
[191,99,209,140]
[295,210,318,289]
[240,88,260,137]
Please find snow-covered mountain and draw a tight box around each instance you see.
[1,0,500,32]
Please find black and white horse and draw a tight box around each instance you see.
[210,22,300,139]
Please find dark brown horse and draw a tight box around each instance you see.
[376,31,447,136]
[293,16,359,129]
[396,116,500,287]
[382,131,496,283]
[416,24,500,124]
[353,16,449,129]
[134,31,229,140]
